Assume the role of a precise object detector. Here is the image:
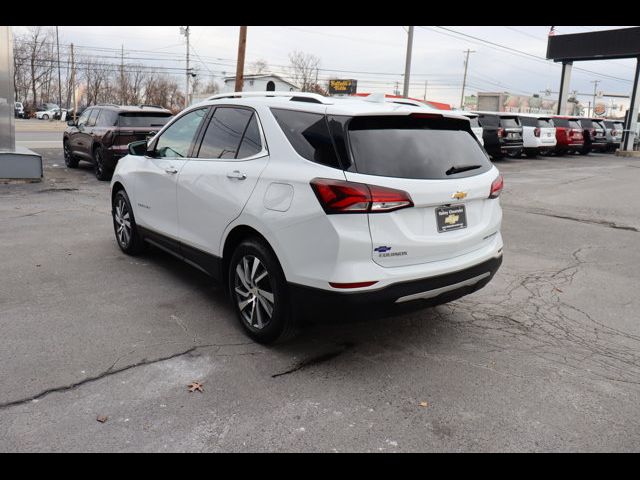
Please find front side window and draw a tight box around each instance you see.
[77,109,91,127]
[87,109,100,127]
[197,107,254,159]
[154,108,208,158]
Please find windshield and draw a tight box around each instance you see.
[347,115,492,180]
[118,112,172,127]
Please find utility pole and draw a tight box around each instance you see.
[591,80,600,117]
[55,26,62,112]
[402,26,414,98]
[423,80,428,101]
[120,44,125,105]
[180,26,190,107]
[71,43,76,122]
[460,49,476,109]
[235,26,247,92]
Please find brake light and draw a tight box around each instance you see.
[489,175,504,199]
[310,178,413,214]
[534,127,540,137]
[410,113,443,119]
[497,127,505,138]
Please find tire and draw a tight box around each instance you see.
[93,145,112,181]
[506,148,522,159]
[228,238,297,344]
[112,189,146,255]
[525,148,537,158]
[63,140,79,168]
[578,147,590,156]
[42,114,49,120]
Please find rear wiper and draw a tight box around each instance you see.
[446,165,481,175]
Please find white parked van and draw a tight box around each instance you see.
[517,113,557,157]
[460,112,484,146]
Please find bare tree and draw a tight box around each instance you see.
[21,27,56,110]
[200,79,220,95]
[124,64,148,105]
[248,59,269,75]
[288,50,321,92]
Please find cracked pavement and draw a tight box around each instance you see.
[1,148,639,452]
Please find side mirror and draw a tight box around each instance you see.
[128,140,149,156]
[67,119,76,127]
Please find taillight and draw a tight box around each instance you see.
[534,127,540,137]
[611,129,617,136]
[489,175,504,199]
[310,178,413,214]
[497,127,505,138]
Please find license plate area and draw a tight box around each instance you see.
[436,204,467,233]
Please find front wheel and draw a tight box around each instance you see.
[112,189,146,255]
[228,238,297,344]
[42,114,49,120]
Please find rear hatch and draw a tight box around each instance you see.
[115,111,173,146]
[498,116,523,146]
[592,120,607,142]
[342,114,500,268]
[537,117,556,144]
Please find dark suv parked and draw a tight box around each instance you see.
[576,117,607,155]
[476,112,524,160]
[63,104,173,180]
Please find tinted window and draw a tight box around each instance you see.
[537,118,553,128]
[347,115,492,180]
[553,118,568,128]
[593,121,606,132]
[98,110,118,127]
[87,109,100,127]
[499,117,520,128]
[198,107,253,159]
[580,119,594,128]
[77,109,91,126]
[119,112,172,127]
[477,115,498,127]
[271,108,341,169]
[155,108,207,158]
[519,116,536,127]
[614,122,624,130]
[237,114,263,158]
[569,120,581,129]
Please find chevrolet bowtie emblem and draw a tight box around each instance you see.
[451,191,467,200]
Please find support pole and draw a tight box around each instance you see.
[557,61,573,115]
[235,26,247,93]
[622,57,640,151]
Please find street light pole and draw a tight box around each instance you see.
[55,26,62,111]
[402,26,414,98]
[180,26,190,108]
[460,49,476,109]
[591,80,600,117]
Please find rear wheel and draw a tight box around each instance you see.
[63,140,79,168]
[506,148,522,158]
[525,148,537,158]
[228,238,297,344]
[42,113,49,120]
[112,189,146,255]
[93,145,112,181]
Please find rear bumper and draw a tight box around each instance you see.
[102,146,128,168]
[289,253,502,311]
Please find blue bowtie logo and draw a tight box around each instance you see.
[374,246,391,253]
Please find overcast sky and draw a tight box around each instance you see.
[13,25,639,107]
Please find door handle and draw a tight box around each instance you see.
[226,170,247,180]
[165,166,178,174]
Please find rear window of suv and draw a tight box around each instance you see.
[537,118,553,128]
[118,112,172,127]
[346,115,492,180]
[499,117,520,128]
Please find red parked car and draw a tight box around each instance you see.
[552,116,584,155]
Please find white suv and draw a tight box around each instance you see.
[517,113,557,157]
[110,92,504,343]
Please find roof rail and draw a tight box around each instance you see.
[138,104,165,109]
[206,91,333,104]
[96,103,121,108]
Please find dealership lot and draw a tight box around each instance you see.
[1,145,640,451]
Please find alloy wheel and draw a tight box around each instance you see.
[95,149,104,177]
[234,255,274,330]
[113,198,131,248]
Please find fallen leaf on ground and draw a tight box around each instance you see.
[419,401,429,408]
[554,287,563,293]
[188,381,204,393]
[96,415,108,423]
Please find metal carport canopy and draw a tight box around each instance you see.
[546,27,640,152]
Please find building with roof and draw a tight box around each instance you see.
[221,74,300,93]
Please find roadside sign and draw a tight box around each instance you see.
[329,79,358,95]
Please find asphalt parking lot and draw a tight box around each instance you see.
[1,142,640,451]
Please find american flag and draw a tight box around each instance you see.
[549,26,556,36]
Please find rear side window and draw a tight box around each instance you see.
[119,112,172,127]
[236,114,263,158]
[347,115,492,180]
[499,117,520,128]
[98,110,119,127]
[87,109,100,127]
[271,108,341,169]
[197,107,254,159]
[537,118,553,128]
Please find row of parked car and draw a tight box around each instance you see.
[14,101,85,120]
[460,111,629,159]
